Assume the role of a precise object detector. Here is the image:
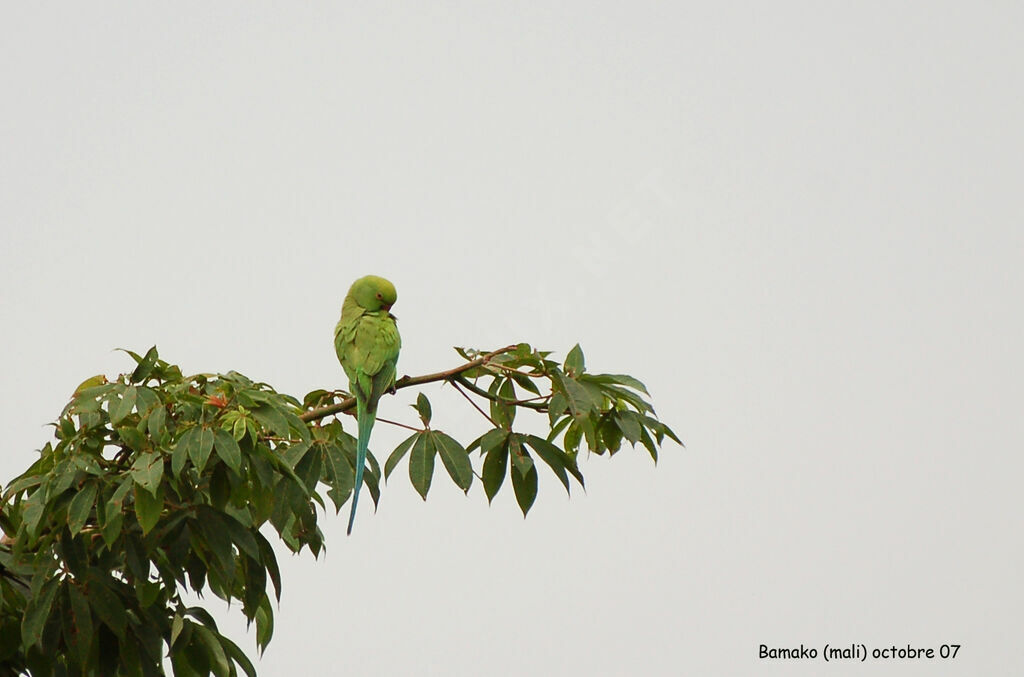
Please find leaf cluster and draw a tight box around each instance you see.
[0,342,679,676]
[0,348,371,676]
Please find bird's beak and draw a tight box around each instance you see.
[383,303,393,311]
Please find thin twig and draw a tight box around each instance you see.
[376,417,424,433]
[451,379,498,427]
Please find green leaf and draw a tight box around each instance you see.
[213,429,242,474]
[190,426,215,472]
[564,343,585,376]
[642,415,683,446]
[66,583,93,667]
[116,425,148,452]
[67,481,98,535]
[255,531,282,601]
[130,451,163,495]
[252,405,291,438]
[510,461,538,517]
[583,372,650,395]
[241,553,267,617]
[523,434,570,495]
[100,504,124,547]
[490,379,516,429]
[109,385,137,425]
[552,370,599,417]
[193,624,231,677]
[171,614,185,648]
[118,632,143,677]
[578,414,600,452]
[408,432,435,500]
[468,428,508,456]
[130,346,159,383]
[172,427,198,478]
[232,416,247,441]
[413,392,432,425]
[547,392,568,425]
[615,410,643,444]
[134,483,163,536]
[72,374,108,397]
[639,426,658,463]
[209,464,231,510]
[599,415,622,454]
[563,420,582,456]
[524,436,573,493]
[18,492,46,541]
[1,473,43,502]
[509,435,534,478]
[134,385,160,415]
[482,439,508,504]
[135,579,162,608]
[586,381,652,414]
[361,456,381,509]
[293,441,323,494]
[195,510,234,578]
[21,576,60,648]
[509,370,541,395]
[220,634,257,677]
[384,433,418,481]
[87,575,127,639]
[323,442,354,513]
[255,596,274,654]
[208,511,260,563]
[365,448,382,483]
[281,440,312,470]
[433,431,472,492]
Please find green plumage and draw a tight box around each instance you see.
[334,275,401,534]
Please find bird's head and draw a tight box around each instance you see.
[349,275,398,312]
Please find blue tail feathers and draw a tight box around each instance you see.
[347,400,375,535]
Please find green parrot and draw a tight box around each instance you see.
[334,275,401,535]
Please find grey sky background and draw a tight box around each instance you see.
[2,3,1022,675]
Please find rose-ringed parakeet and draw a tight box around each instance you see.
[334,275,401,534]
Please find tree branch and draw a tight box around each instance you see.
[451,375,550,411]
[299,345,519,423]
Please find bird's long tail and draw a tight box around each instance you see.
[347,397,375,535]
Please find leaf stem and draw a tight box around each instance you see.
[450,379,498,427]
[375,417,423,433]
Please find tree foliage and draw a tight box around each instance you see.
[0,343,679,676]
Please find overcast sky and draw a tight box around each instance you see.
[2,3,1022,675]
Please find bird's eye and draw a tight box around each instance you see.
[375,292,383,299]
